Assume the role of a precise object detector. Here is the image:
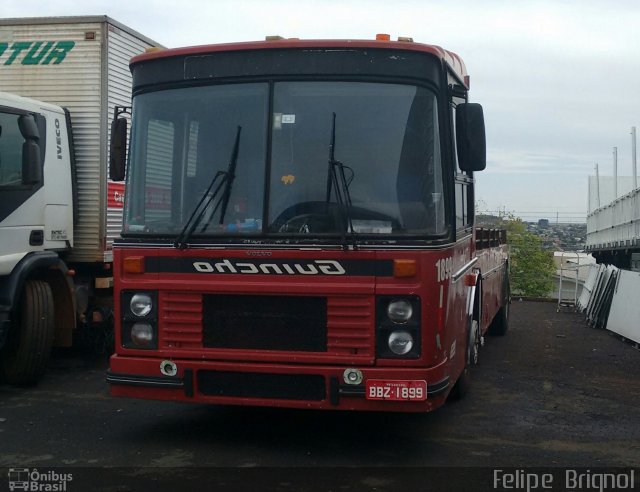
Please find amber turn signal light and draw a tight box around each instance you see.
[123,256,145,274]
[393,259,416,278]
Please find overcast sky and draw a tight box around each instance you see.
[4,0,639,222]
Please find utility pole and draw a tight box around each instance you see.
[632,127,637,190]
[595,163,600,210]
[613,146,618,200]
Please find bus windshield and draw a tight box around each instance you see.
[124,81,446,239]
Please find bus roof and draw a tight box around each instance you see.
[131,37,469,88]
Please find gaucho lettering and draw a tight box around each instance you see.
[145,257,393,277]
[192,259,346,275]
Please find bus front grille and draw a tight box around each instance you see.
[202,294,327,352]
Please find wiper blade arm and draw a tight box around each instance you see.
[325,112,356,250]
[218,126,242,225]
[174,171,227,249]
[173,125,242,249]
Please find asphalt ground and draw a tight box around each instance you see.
[0,301,638,490]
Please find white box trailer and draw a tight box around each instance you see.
[0,16,161,385]
[0,16,160,262]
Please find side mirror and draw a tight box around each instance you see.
[22,140,42,184]
[456,103,486,172]
[18,114,40,140]
[18,115,42,185]
[109,117,127,181]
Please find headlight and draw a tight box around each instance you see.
[131,322,154,346]
[387,300,413,323]
[388,330,414,355]
[130,293,153,317]
[376,295,420,359]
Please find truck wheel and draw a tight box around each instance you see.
[449,319,479,401]
[1,280,55,385]
[488,274,510,336]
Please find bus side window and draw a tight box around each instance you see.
[451,97,474,231]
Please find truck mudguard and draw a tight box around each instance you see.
[0,251,74,349]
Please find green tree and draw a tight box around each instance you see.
[502,217,555,297]
[476,206,556,297]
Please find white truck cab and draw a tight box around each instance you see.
[0,92,74,270]
[0,92,76,384]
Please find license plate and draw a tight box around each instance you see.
[365,380,427,401]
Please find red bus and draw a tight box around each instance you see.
[107,35,509,412]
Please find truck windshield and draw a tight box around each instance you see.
[124,81,446,238]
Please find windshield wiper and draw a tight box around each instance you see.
[173,171,227,249]
[217,126,242,226]
[173,126,242,249]
[324,112,356,250]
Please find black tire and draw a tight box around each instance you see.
[448,365,469,401]
[488,274,510,336]
[449,319,479,401]
[1,280,55,385]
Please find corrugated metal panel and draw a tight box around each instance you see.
[0,22,104,262]
[104,207,122,262]
[105,22,158,254]
[1,16,159,47]
[0,18,160,263]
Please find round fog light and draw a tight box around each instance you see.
[343,368,363,385]
[131,322,154,346]
[388,330,414,355]
[160,360,178,376]
[130,293,152,317]
[387,300,413,323]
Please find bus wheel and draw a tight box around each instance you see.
[449,319,479,400]
[1,280,55,386]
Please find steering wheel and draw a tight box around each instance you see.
[271,202,339,233]
[271,200,400,234]
[278,213,333,233]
